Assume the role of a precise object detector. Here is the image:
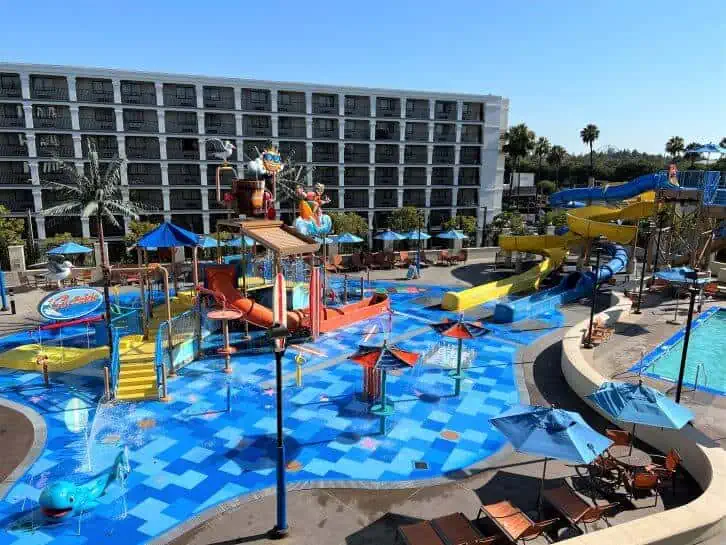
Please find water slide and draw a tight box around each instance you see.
[548,172,675,207]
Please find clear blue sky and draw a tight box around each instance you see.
[2,0,724,155]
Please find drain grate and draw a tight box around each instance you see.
[413,461,429,470]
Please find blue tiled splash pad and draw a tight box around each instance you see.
[630,306,726,395]
[0,281,565,545]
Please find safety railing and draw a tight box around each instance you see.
[154,307,202,397]
[109,328,121,398]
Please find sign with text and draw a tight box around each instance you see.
[38,288,104,321]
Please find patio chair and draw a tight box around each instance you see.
[438,250,453,266]
[453,249,468,264]
[383,251,396,269]
[350,252,365,271]
[622,468,661,507]
[543,483,618,533]
[368,252,382,270]
[645,449,681,495]
[431,512,497,545]
[606,429,632,448]
[573,454,622,492]
[397,251,411,268]
[478,500,557,543]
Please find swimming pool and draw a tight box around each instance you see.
[634,307,726,395]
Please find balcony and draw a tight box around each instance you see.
[344,95,370,117]
[203,86,234,109]
[125,136,160,160]
[0,74,21,98]
[242,140,268,162]
[434,124,456,143]
[241,88,271,112]
[82,135,118,159]
[405,122,428,142]
[30,76,69,101]
[163,84,196,108]
[457,188,478,207]
[79,107,116,131]
[37,134,74,158]
[403,189,426,207]
[344,167,368,186]
[344,189,368,208]
[0,161,29,185]
[312,118,338,139]
[278,117,306,138]
[459,167,479,186]
[374,144,398,164]
[0,104,24,128]
[404,145,427,164]
[404,167,426,186]
[278,141,306,162]
[170,189,202,210]
[206,140,237,161]
[430,189,452,207]
[376,97,400,118]
[344,120,369,140]
[461,125,482,144]
[39,161,73,184]
[0,134,28,157]
[123,109,158,132]
[76,78,114,103]
[207,189,227,210]
[45,216,83,237]
[33,105,72,129]
[433,146,454,165]
[375,167,398,187]
[344,144,369,164]
[167,138,199,160]
[168,164,200,186]
[121,80,156,105]
[462,102,484,122]
[205,113,235,136]
[326,189,339,207]
[127,163,162,185]
[166,111,198,134]
[312,93,337,115]
[243,115,272,138]
[312,143,338,163]
[435,100,457,121]
[405,99,429,120]
[129,189,163,210]
[432,167,454,186]
[460,146,481,165]
[429,210,451,227]
[315,166,338,185]
[277,91,305,114]
[375,121,400,141]
[374,189,397,208]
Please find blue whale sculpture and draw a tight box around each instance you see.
[39,448,130,519]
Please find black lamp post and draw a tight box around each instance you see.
[675,272,699,403]
[634,221,654,314]
[584,235,606,349]
[267,323,289,538]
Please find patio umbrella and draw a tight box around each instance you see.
[334,232,364,255]
[47,241,93,255]
[689,143,726,168]
[436,229,469,240]
[198,235,222,249]
[349,340,420,434]
[374,229,406,241]
[430,318,489,396]
[403,230,431,241]
[586,381,694,454]
[490,404,612,514]
[224,236,256,248]
[136,222,201,296]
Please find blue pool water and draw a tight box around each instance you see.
[635,307,726,395]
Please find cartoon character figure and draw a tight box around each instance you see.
[296,183,330,227]
[668,163,679,187]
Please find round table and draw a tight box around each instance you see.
[609,444,652,468]
[207,308,243,373]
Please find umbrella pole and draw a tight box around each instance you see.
[629,423,636,456]
[538,457,548,518]
[455,338,463,396]
[138,248,147,340]
[379,369,388,435]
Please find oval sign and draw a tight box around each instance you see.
[38,288,104,321]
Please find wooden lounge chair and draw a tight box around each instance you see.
[383,251,396,269]
[622,469,660,507]
[645,449,681,495]
[398,513,496,545]
[544,483,617,533]
[478,500,557,543]
[438,250,453,266]
[368,252,382,270]
[350,252,365,271]
[453,249,468,264]
[397,520,445,545]
[397,251,411,268]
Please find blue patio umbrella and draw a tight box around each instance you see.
[436,229,469,240]
[314,234,338,244]
[689,143,726,154]
[490,404,612,513]
[586,381,694,453]
[137,222,200,249]
[224,236,256,248]
[335,232,365,244]
[403,230,431,241]
[47,241,93,255]
[198,235,222,249]
[374,229,406,241]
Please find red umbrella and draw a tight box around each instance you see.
[430,318,489,396]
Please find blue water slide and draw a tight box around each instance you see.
[492,243,629,323]
[549,172,673,207]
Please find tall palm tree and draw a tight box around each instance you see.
[580,124,600,186]
[665,136,685,162]
[546,145,567,187]
[42,140,145,358]
[503,123,535,207]
[533,137,551,182]
[684,142,701,169]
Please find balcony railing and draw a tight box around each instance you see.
[406,106,430,119]
[374,198,397,207]
[170,199,202,210]
[166,121,198,134]
[434,131,456,143]
[345,130,369,140]
[33,116,72,129]
[124,119,158,133]
[406,128,429,142]
[77,88,114,103]
[80,116,116,131]
[0,172,29,184]
[164,93,196,108]
[167,148,199,160]
[435,104,457,120]
[313,128,337,139]
[38,145,74,158]
[0,144,28,157]
[345,153,369,163]
[278,127,306,138]
[127,173,162,185]
[31,87,69,101]
[0,192,33,211]
[345,106,369,117]
[0,116,24,128]
[403,192,426,207]
[122,92,156,105]
[312,153,338,163]
[277,101,305,114]
[203,88,235,109]
[0,82,21,98]
[205,122,236,136]
[345,199,368,208]
[126,147,160,160]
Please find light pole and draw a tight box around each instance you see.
[584,236,606,349]
[267,323,289,538]
[634,221,654,314]
[675,272,699,403]
[653,212,664,273]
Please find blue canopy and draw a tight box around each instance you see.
[374,230,406,241]
[198,235,223,249]
[689,143,726,154]
[224,236,256,248]
[490,404,612,464]
[314,235,338,244]
[335,232,365,244]
[586,381,694,430]
[403,230,431,240]
[436,229,469,240]
[47,241,93,255]
[654,266,711,287]
[137,222,200,249]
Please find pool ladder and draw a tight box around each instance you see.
[690,362,708,398]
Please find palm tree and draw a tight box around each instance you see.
[546,145,567,187]
[533,137,551,182]
[684,142,701,169]
[580,124,600,186]
[720,137,726,149]
[665,136,685,162]
[503,123,535,207]
[42,139,145,358]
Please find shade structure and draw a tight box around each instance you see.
[374,230,406,241]
[430,318,489,396]
[335,232,365,244]
[586,381,694,430]
[436,229,469,240]
[689,143,726,154]
[314,234,338,245]
[198,235,222,249]
[490,404,612,515]
[224,236,256,248]
[403,230,431,241]
[137,222,200,249]
[47,241,93,255]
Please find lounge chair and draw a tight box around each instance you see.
[478,500,557,543]
[397,251,411,268]
[383,251,396,269]
[543,483,618,533]
[351,252,365,271]
[398,513,496,545]
[368,252,382,270]
[452,249,468,264]
[396,520,445,545]
[438,250,453,266]
[325,255,347,273]
[622,469,660,507]
[645,449,681,495]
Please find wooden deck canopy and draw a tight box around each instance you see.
[217,219,320,256]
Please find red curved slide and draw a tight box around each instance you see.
[206,265,304,331]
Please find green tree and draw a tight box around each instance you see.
[546,145,567,187]
[125,220,160,246]
[533,137,551,182]
[386,206,424,233]
[503,124,535,202]
[0,205,24,246]
[720,137,726,149]
[329,211,368,237]
[684,142,701,169]
[491,211,525,236]
[536,180,556,196]
[665,136,685,162]
[580,124,600,182]
[442,215,477,237]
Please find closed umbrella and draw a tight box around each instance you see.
[490,404,612,514]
